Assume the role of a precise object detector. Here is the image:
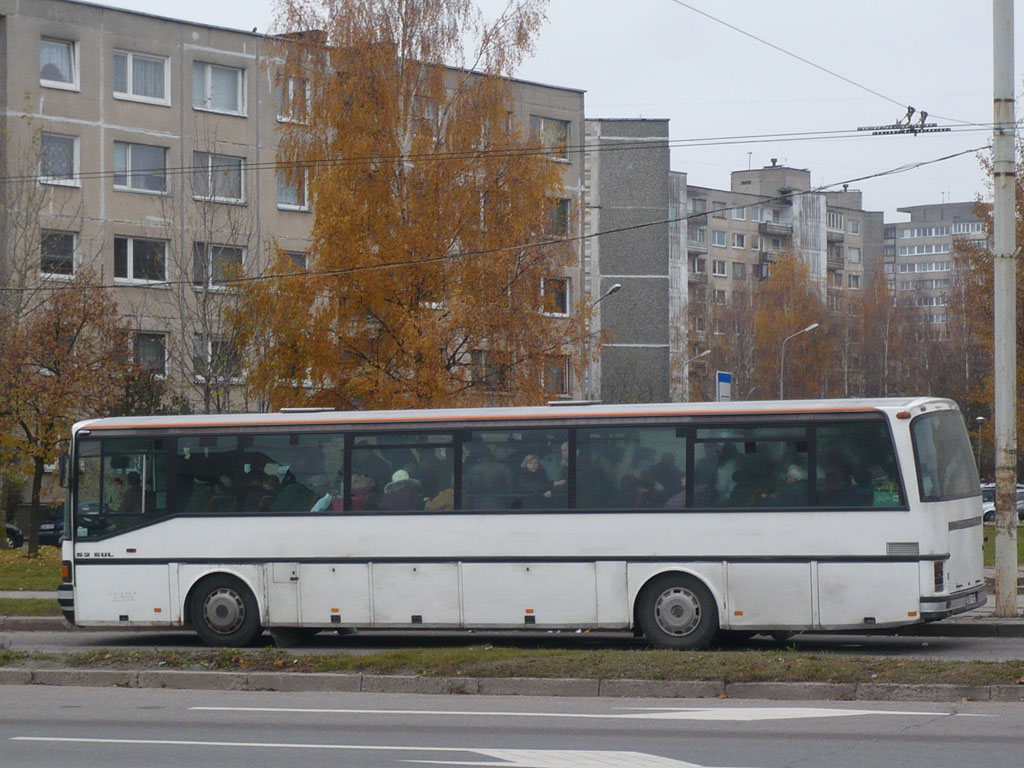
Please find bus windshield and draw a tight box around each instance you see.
[911,411,979,502]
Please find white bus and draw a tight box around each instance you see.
[57,397,985,649]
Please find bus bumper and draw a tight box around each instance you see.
[920,584,987,621]
[57,584,75,624]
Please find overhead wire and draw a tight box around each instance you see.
[0,143,987,296]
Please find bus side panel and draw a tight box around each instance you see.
[298,564,371,626]
[461,563,599,627]
[74,563,173,626]
[371,563,460,626]
[725,563,812,629]
[596,561,629,627]
[817,562,919,627]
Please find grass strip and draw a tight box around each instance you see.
[982,525,1024,566]
[8,646,1013,687]
[0,598,60,616]
[0,548,61,591]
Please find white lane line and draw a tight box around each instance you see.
[189,705,962,722]
[11,739,704,767]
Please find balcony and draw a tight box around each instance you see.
[759,221,792,236]
[687,240,708,255]
[826,229,845,243]
[688,271,708,285]
[759,250,778,264]
[827,254,845,271]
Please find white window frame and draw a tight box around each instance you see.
[193,242,245,290]
[39,132,80,187]
[192,61,246,116]
[193,333,243,384]
[113,141,168,194]
[731,206,746,221]
[847,246,861,264]
[276,168,309,211]
[541,277,570,317]
[542,355,571,397]
[114,236,167,285]
[848,274,861,290]
[529,115,569,161]
[113,50,171,106]
[134,332,168,378]
[40,230,76,279]
[848,219,860,235]
[712,259,727,277]
[732,233,745,249]
[193,151,245,203]
[711,230,727,248]
[40,37,79,91]
[277,75,310,123]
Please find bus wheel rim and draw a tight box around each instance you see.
[203,587,246,635]
[653,586,701,636]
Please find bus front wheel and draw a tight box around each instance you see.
[190,575,261,647]
[637,574,719,650]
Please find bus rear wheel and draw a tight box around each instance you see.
[637,574,719,650]
[190,575,261,647]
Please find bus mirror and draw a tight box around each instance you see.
[58,453,69,488]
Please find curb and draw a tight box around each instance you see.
[4,614,1024,637]
[1,667,1023,702]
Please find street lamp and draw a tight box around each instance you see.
[778,322,819,400]
[584,283,623,400]
[975,416,986,474]
[682,349,711,401]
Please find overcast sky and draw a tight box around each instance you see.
[97,0,1019,220]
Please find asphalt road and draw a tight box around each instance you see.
[4,627,1024,660]
[2,686,1022,768]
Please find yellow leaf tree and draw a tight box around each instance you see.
[237,0,590,410]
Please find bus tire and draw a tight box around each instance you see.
[190,575,261,648]
[636,573,719,650]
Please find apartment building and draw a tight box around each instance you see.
[883,201,989,336]
[0,0,587,406]
[583,118,684,403]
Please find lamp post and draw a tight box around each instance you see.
[584,283,623,400]
[975,416,986,474]
[682,349,711,401]
[778,322,819,399]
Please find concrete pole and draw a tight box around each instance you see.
[992,0,1018,617]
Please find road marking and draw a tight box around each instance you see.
[11,738,702,767]
[190,705,958,722]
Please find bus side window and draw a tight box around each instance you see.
[577,427,686,510]
[816,422,903,508]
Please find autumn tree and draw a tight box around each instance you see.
[0,273,136,554]
[236,0,591,410]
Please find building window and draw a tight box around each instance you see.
[732,233,745,249]
[691,257,706,274]
[40,231,75,276]
[847,246,861,264]
[695,316,706,332]
[750,206,762,222]
[286,251,308,270]
[134,333,167,376]
[276,76,309,123]
[546,198,570,237]
[114,236,167,283]
[192,61,245,115]
[712,259,727,277]
[849,219,860,235]
[883,263,895,274]
[113,141,167,193]
[40,38,77,89]
[826,211,844,230]
[712,201,727,219]
[884,226,896,239]
[39,133,78,186]
[831,271,843,288]
[193,151,244,202]
[193,242,244,288]
[848,274,860,290]
[732,262,745,279]
[541,277,569,316]
[193,334,241,381]
[712,289,726,304]
[543,356,570,396]
[731,206,746,221]
[113,51,169,104]
[470,350,507,390]
[529,115,569,160]
[712,230,726,247]
[276,169,308,210]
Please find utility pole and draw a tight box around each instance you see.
[992,0,1018,617]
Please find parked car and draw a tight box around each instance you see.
[37,515,64,546]
[980,482,1024,522]
[5,521,24,549]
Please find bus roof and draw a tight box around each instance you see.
[73,397,957,433]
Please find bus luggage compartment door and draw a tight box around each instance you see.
[816,561,919,627]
